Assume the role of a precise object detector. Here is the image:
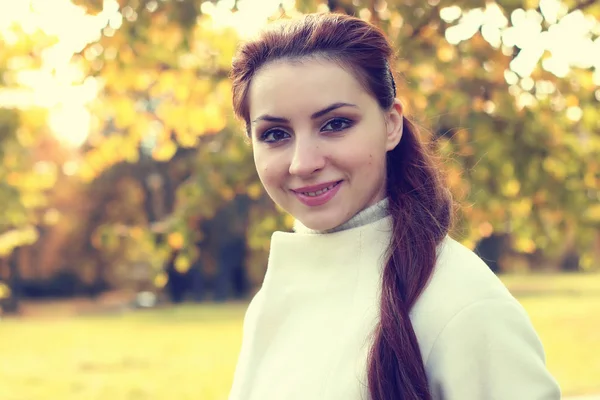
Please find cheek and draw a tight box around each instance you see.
[254,149,283,187]
[253,152,268,180]
[354,152,386,183]
[366,153,386,173]
[344,143,385,172]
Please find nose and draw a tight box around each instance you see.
[288,137,325,177]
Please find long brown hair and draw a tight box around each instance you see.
[230,13,452,400]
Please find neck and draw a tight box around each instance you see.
[293,198,390,234]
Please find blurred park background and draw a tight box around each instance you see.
[0,0,599,399]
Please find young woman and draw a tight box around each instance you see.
[227,12,561,400]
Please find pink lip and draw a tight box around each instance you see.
[292,181,341,192]
[292,180,343,207]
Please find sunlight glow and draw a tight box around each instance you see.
[443,1,600,80]
[1,0,598,151]
[445,8,484,45]
[440,6,462,23]
[0,0,111,147]
[201,0,297,38]
[539,0,565,24]
[566,106,583,122]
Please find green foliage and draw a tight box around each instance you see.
[71,0,600,274]
[0,22,60,259]
[1,0,599,283]
[0,104,49,256]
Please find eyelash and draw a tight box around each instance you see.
[259,117,354,143]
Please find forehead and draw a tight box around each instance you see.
[248,58,373,119]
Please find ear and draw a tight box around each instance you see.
[385,99,403,151]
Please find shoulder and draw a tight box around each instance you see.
[423,296,561,399]
[410,236,521,360]
[410,237,561,398]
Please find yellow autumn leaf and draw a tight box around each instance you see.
[472,97,485,111]
[437,43,455,62]
[221,186,235,201]
[174,83,190,102]
[512,198,532,218]
[461,238,477,251]
[119,46,135,64]
[113,97,137,129]
[478,221,494,238]
[579,253,593,270]
[129,227,144,240]
[0,226,39,257]
[161,106,186,136]
[152,140,178,162]
[19,107,48,131]
[156,102,175,123]
[21,191,47,208]
[43,209,61,226]
[502,179,521,197]
[543,157,567,180]
[0,282,11,299]
[227,143,245,163]
[175,254,191,273]
[455,129,469,144]
[186,106,207,135]
[133,70,156,92]
[164,25,183,50]
[123,142,140,163]
[284,214,295,229]
[458,144,474,157]
[130,118,150,142]
[565,94,579,107]
[524,0,539,9]
[78,162,97,183]
[584,172,598,188]
[584,204,600,222]
[216,80,232,101]
[5,172,20,186]
[204,102,227,133]
[154,272,168,289]
[514,237,536,254]
[413,94,427,112]
[153,71,176,97]
[247,182,263,200]
[175,129,199,148]
[167,232,185,250]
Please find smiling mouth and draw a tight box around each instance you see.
[299,182,341,197]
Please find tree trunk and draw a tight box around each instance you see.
[3,247,21,314]
[474,234,509,274]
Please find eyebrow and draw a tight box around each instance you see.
[251,102,358,124]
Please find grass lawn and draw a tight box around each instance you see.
[0,273,599,400]
[500,273,600,397]
[0,304,247,400]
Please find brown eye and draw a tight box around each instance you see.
[321,118,353,132]
[261,128,290,143]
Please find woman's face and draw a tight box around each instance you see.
[248,58,403,231]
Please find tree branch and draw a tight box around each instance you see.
[571,0,597,12]
[369,0,379,26]
[410,4,440,39]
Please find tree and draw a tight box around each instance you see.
[61,0,600,297]
[301,0,600,269]
[68,0,286,297]
[0,25,58,312]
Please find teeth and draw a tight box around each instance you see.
[302,183,337,197]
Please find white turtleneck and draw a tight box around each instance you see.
[293,198,390,234]
[229,214,560,400]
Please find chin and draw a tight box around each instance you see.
[297,214,345,232]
